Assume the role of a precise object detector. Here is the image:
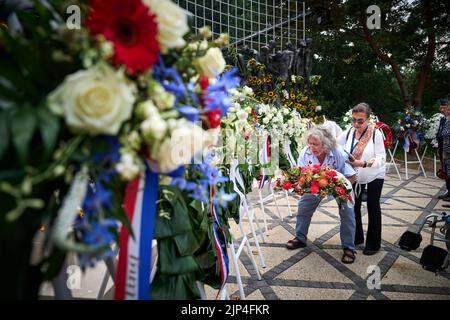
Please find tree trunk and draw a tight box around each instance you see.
[359,15,410,108]
[412,0,436,110]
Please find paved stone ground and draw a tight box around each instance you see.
[39,168,450,300]
[206,168,450,300]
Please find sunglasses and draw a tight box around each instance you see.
[351,118,366,125]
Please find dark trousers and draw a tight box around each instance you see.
[353,179,384,250]
[439,146,450,193]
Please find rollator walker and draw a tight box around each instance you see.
[399,212,450,273]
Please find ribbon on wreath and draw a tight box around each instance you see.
[403,129,423,153]
[258,133,271,189]
[210,186,229,286]
[114,164,159,300]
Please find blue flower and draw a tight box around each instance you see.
[92,136,121,164]
[153,58,186,101]
[213,188,237,207]
[178,105,200,122]
[77,219,118,268]
[82,181,112,219]
[203,68,240,115]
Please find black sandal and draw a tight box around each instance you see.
[341,249,356,264]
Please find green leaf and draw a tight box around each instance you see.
[11,106,37,163]
[0,111,10,159]
[151,273,201,300]
[36,107,60,158]
[157,238,200,275]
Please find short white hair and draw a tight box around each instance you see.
[304,125,337,154]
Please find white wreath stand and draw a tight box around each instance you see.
[404,138,428,180]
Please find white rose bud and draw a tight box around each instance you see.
[315,105,322,112]
[136,100,159,119]
[198,26,213,39]
[151,85,175,110]
[116,153,141,181]
[188,42,199,51]
[141,116,168,141]
[127,131,142,151]
[215,33,230,46]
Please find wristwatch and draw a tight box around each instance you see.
[363,161,367,168]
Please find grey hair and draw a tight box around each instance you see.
[304,125,337,154]
[352,102,372,117]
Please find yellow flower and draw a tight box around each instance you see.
[257,79,263,85]
[301,96,308,102]
[290,93,296,99]
[268,91,274,97]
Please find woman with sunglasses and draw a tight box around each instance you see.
[337,103,386,255]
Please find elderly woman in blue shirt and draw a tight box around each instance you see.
[286,126,357,264]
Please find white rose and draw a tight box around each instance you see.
[116,153,141,181]
[141,116,168,141]
[263,117,270,124]
[315,105,322,112]
[195,47,226,78]
[236,109,248,120]
[283,108,290,115]
[48,67,136,135]
[144,0,189,53]
[156,119,206,173]
[245,107,252,114]
[48,66,136,135]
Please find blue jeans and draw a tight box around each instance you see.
[295,194,356,250]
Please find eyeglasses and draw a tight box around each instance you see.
[351,118,366,125]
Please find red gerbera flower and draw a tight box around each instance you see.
[86,0,160,75]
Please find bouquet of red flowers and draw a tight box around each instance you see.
[275,165,353,203]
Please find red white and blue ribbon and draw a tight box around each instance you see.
[115,166,158,300]
[210,186,229,286]
[403,129,421,152]
[259,134,270,189]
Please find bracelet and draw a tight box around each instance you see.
[363,161,367,168]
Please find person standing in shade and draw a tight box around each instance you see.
[437,99,450,201]
[337,103,386,255]
[440,102,450,206]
